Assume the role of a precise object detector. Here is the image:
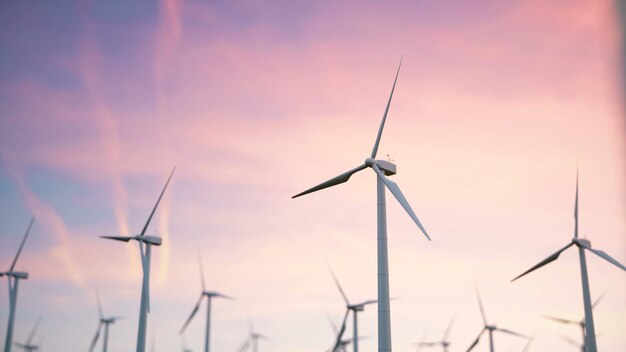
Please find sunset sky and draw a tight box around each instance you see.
[0,0,625,351]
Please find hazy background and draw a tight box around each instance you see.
[0,0,624,351]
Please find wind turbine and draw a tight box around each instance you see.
[292,59,431,352]
[466,288,528,352]
[100,168,175,352]
[88,293,122,352]
[511,171,625,352]
[13,316,41,352]
[1,217,34,352]
[236,318,268,352]
[543,293,603,352]
[415,317,454,352]
[179,253,232,352]
[328,267,376,352]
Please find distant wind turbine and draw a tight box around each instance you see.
[415,317,454,352]
[180,253,232,352]
[466,288,528,352]
[511,170,625,352]
[236,318,268,352]
[328,267,376,352]
[88,292,122,352]
[13,316,41,352]
[292,59,431,352]
[100,168,175,352]
[1,217,34,352]
[543,293,604,352]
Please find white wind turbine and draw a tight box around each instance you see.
[415,317,454,352]
[179,253,232,352]
[465,288,528,352]
[236,318,268,352]
[511,171,625,352]
[13,316,41,352]
[1,217,34,352]
[328,267,376,352]
[292,59,431,352]
[542,293,603,352]
[88,293,122,352]
[100,168,175,352]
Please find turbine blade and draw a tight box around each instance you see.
[581,244,626,271]
[331,310,349,352]
[496,328,527,338]
[358,299,377,306]
[574,168,579,239]
[180,294,203,334]
[466,329,485,352]
[198,252,206,291]
[372,164,430,240]
[88,322,102,352]
[10,217,34,272]
[511,242,575,281]
[592,291,606,309]
[371,58,402,159]
[442,316,455,341]
[327,313,338,334]
[292,164,367,198]
[100,235,134,242]
[543,315,579,325]
[237,336,251,352]
[328,266,350,306]
[26,316,42,345]
[140,167,175,237]
[522,337,533,352]
[97,291,104,319]
[558,333,581,348]
[215,292,234,300]
[474,286,487,326]
[417,342,438,347]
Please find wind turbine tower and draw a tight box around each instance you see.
[100,168,175,352]
[293,59,431,352]
[1,218,34,352]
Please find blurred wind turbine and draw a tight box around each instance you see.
[328,267,376,352]
[100,168,175,352]
[180,253,232,352]
[415,317,454,352]
[13,316,41,352]
[466,288,528,352]
[543,293,604,352]
[292,59,431,352]
[1,217,34,352]
[236,318,268,352]
[511,171,625,352]
[88,292,122,352]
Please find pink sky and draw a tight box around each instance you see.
[0,0,624,351]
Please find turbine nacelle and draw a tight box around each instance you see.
[364,158,397,176]
[573,238,591,248]
[1,271,29,279]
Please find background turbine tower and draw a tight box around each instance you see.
[465,288,528,352]
[180,253,232,352]
[100,167,175,352]
[1,217,34,352]
[13,316,41,352]
[328,267,376,352]
[511,170,625,352]
[415,317,454,352]
[543,293,604,352]
[88,292,122,352]
[292,59,431,352]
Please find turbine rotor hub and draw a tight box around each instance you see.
[365,158,375,167]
